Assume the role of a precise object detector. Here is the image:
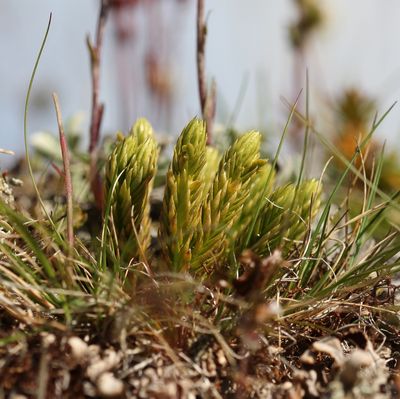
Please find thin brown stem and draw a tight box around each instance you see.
[196,0,216,145]
[88,0,109,153]
[87,0,110,210]
[197,0,207,113]
[52,93,74,250]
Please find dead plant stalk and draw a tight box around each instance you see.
[52,93,74,250]
[196,0,216,145]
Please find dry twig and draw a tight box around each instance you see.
[87,0,110,210]
[52,93,74,250]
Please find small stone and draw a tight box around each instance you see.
[216,349,227,367]
[83,381,97,397]
[340,349,375,390]
[41,333,56,348]
[9,394,28,399]
[97,372,124,398]
[88,360,109,381]
[10,177,23,187]
[68,336,88,364]
[88,344,101,358]
[87,350,121,381]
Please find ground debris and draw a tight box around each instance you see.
[0,321,398,398]
[96,372,124,398]
[297,332,395,399]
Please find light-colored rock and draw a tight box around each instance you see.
[41,333,56,348]
[87,349,121,381]
[68,336,88,364]
[97,372,124,398]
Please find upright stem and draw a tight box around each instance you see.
[88,0,110,210]
[197,0,207,114]
[52,93,74,248]
[196,0,216,145]
[52,93,75,287]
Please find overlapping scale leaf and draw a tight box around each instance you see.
[248,179,321,256]
[204,147,220,192]
[235,162,276,253]
[105,118,158,261]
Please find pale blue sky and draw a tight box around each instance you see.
[2,0,400,163]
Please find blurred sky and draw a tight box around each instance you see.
[2,0,400,164]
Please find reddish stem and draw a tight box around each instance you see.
[52,93,75,288]
[52,93,74,249]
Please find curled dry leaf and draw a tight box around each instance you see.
[233,249,283,300]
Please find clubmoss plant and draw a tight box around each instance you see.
[105,118,158,262]
[204,146,220,190]
[159,118,208,272]
[25,109,323,285]
[190,131,266,274]
[246,179,321,257]
[235,162,276,250]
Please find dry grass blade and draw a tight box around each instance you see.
[52,93,74,251]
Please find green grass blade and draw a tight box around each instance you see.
[23,13,62,240]
[0,201,56,281]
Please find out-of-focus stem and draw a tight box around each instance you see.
[196,0,216,145]
[52,93,75,288]
[52,93,74,249]
[87,0,110,210]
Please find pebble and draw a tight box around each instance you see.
[97,372,124,398]
[68,336,88,364]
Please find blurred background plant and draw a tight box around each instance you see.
[3,1,400,158]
